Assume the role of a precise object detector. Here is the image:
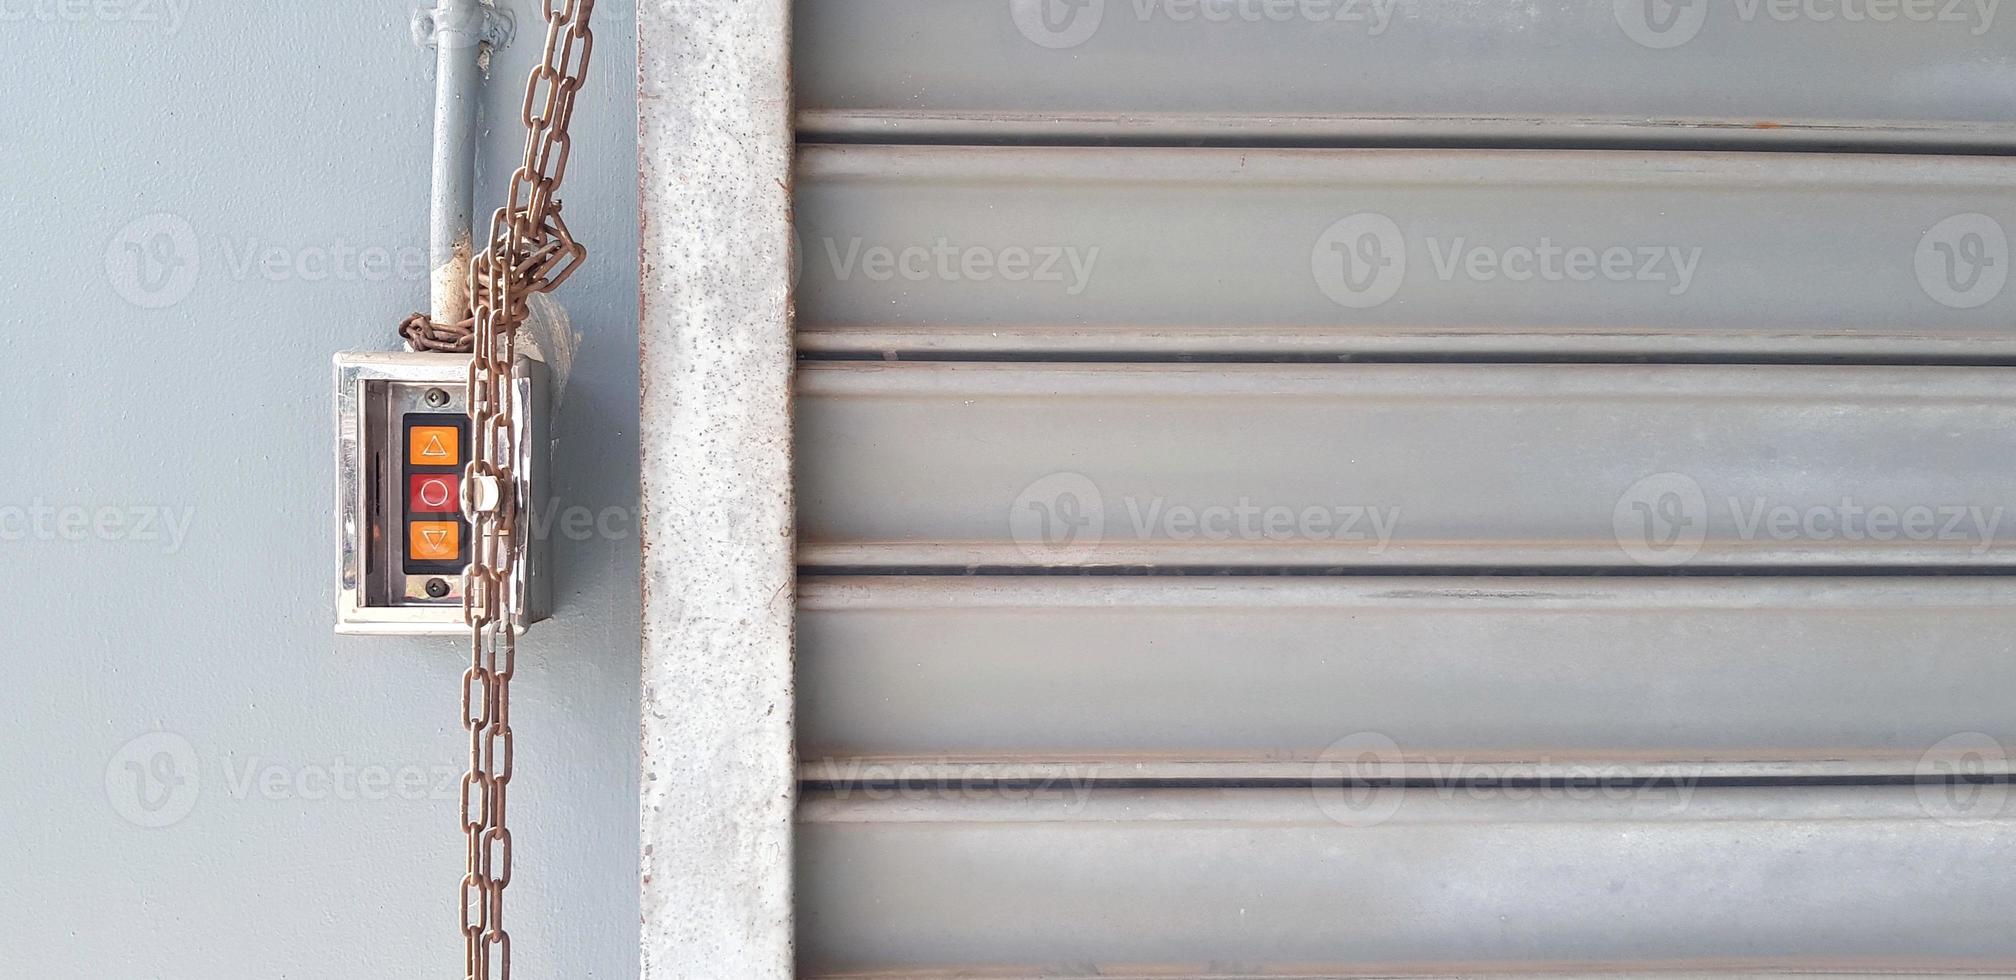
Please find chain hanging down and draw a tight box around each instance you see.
[456,3,596,979]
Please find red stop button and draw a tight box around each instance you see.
[409,473,461,514]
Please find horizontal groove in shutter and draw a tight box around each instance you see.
[797,576,2016,779]
[796,146,2016,358]
[796,362,2016,569]
[794,0,2016,150]
[797,786,2016,978]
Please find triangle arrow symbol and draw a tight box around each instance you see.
[421,435,448,458]
[423,529,449,547]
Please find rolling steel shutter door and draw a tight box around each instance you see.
[790,2,2016,976]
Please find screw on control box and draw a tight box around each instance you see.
[333,351,549,635]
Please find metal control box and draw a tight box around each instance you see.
[334,351,550,635]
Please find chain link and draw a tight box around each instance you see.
[456,3,596,978]
[403,311,475,353]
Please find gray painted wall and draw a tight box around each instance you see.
[0,4,641,977]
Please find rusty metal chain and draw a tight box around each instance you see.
[403,311,475,353]
[457,2,595,979]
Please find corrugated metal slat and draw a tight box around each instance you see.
[795,0,2016,149]
[798,576,2016,780]
[798,787,2016,978]
[797,362,2016,568]
[796,146,2016,357]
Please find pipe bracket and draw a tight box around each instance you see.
[412,2,515,51]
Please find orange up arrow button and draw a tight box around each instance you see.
[409,425,461,466]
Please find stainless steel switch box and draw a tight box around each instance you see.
[334,351,550,635]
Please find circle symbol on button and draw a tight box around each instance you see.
[409,473,463,514]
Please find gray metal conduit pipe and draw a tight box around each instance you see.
[413,0,509,332]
